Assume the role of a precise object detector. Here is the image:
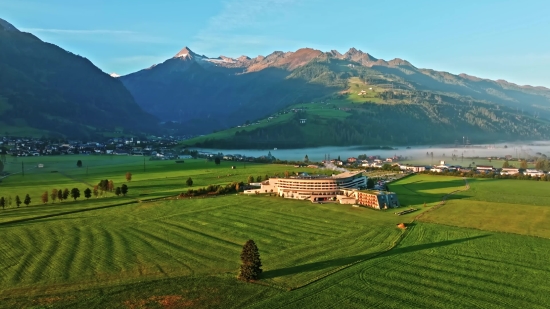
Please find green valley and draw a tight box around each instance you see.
[0,156,549,308]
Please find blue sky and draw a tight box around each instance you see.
[2,0,550,86]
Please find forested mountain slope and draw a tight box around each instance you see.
[0,18,157,138]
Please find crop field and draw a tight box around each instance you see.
[419,178,550,238]
[251,222,550,309]
[2,167,550,308]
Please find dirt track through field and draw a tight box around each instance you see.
[414,177,470,221]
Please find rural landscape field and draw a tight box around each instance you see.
[2,2,550,308]
[0,156,549,308]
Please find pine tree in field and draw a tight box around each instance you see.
[0,197,5,210]
[115,187,122,196]
[41,191,48,204]
[62,188,70,200]
[51,189,58,203]
[238,239,262,281]
[84,188,92,199]
[24,194,31,206]
[186,177,193,187]
[15,195,21,207]
[57,189,63,201]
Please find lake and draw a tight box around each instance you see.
[193,141,550,162]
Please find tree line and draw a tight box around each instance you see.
[0,180,129,211]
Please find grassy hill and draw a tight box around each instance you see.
[182,77,550,149]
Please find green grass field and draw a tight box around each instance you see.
[2,162,550,308]
[419,178,550,238]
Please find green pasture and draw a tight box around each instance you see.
[2,168,550,308]
[389,174,468,209]
[182,113,294,145]
[251,222,550,309]
[0,156,311,210]
[420,178,550,238]
[0,194,404,300]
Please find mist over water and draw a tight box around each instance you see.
[195,141,550,162]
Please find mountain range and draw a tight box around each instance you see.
[2,16,550,146]
[0,18,157,138]
[120,45,550,143]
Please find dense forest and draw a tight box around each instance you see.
[193,92,550,149]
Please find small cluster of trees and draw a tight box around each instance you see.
[180,182,244,197]
[92,179,128,197]
[247,175,270,184]
[42,188,81,203]
[1,182,131,211]
[0,194,30,209]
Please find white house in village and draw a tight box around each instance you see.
[500,168,520,175]
[524,169,545,177]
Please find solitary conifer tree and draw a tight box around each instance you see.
[238,239,262,281]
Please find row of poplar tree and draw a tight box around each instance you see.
[0,181,129,210]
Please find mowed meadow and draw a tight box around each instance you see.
[0,157,549,308]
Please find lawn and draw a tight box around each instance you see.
[2,171,550,308]
[419,178,550,238]
[250,222,550,309]
[0,156,313,212]
[0,195,405,302]
[388,174,469,210]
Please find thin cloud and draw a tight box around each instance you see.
[21,28,169,44]
[21,28,135,35]
[192,0,301,55]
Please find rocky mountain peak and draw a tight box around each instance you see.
[173,46,202,59]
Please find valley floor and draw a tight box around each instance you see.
[0,158,549,308]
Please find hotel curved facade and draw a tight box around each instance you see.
[246,171,367,201]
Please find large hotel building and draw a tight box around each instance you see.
[245,171,400,209]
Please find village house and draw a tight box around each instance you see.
[524,169,545,177]
[500,168,520,175]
